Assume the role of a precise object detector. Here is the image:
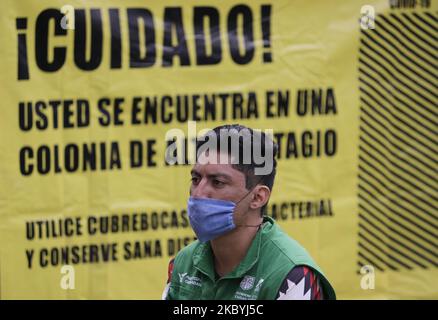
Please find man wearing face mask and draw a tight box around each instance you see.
[162,124,336,300]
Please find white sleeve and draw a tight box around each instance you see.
[162,282,170,300]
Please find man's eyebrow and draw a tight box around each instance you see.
[190,170,232,180]
[206,173,232,180]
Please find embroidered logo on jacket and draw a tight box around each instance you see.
[240,275,255,290]
[178,272,202,287]
[178,272,188,283]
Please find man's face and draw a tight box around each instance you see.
[190,151,248,201]
[190,151,252,219]
[189,150,272,228]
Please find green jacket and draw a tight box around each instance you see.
[165,216,336,300]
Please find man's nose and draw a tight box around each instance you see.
[191,178,213,198]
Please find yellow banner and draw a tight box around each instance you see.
[0,0,437,299]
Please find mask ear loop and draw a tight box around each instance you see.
[234,176,266,228]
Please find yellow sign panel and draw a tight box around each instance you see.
[0,0,436,299]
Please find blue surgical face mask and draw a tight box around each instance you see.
[187,183,262,242]
[187,197,237,242]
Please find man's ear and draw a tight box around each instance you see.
[250,185,271,210]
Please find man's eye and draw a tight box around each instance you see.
[191,177,200,184]
[213,179,225,187]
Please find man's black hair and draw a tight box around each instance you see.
[196,124,278,215]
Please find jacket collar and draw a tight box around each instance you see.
[192,216,274,281]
